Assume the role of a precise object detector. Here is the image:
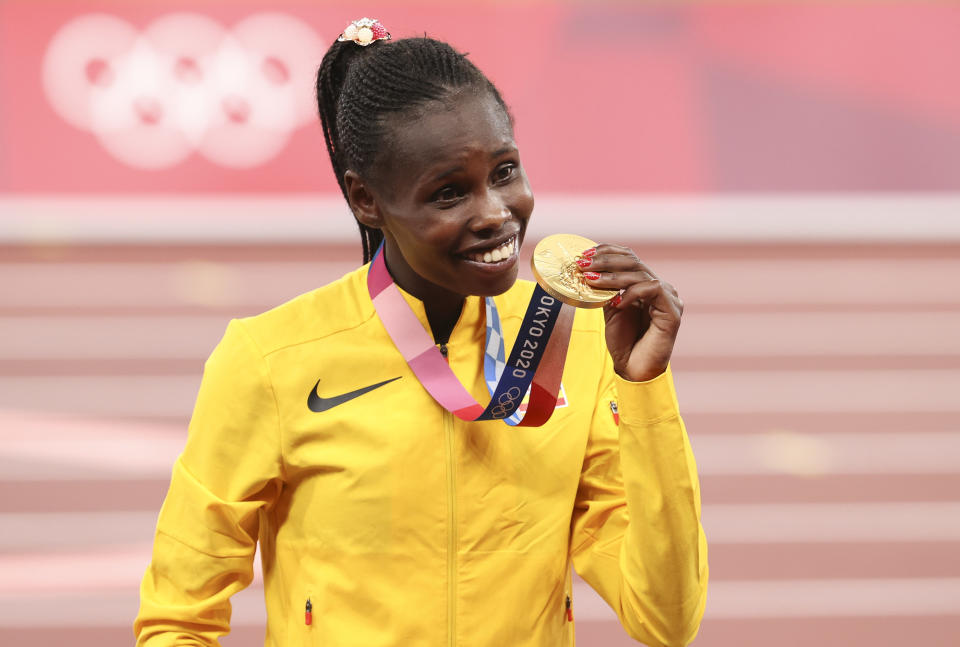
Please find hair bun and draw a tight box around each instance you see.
[337,18,391,47]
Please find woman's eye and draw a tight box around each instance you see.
[432,186,462,204]
[493,163,516,183]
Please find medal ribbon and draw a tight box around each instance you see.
[367,244,572,426]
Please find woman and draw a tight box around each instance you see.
[135,19,707,647]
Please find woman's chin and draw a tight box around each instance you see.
[456,254,520,296]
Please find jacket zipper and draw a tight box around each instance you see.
[444,408,457,647]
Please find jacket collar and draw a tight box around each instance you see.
[394,286,486,349]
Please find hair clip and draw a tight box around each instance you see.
[337,17,391,47]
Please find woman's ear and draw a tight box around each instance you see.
[344,170,383,229]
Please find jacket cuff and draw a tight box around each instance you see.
[614,365,681,424]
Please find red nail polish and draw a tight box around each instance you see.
[609,294,622,307]
[583,272,600,280]
[582,248,597,257]
[575,258,591,268]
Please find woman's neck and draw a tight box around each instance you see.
[383,243,465,345]
[424,299,464,346]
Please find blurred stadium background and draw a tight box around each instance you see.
[1,1,959,645]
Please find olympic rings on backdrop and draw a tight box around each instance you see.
[42,13,324,169]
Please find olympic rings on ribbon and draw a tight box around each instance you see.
[490,386,522,419]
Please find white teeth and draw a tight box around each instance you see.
[468,236,516,264]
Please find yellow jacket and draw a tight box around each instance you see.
[135,265,708,647]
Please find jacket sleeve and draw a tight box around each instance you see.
[135,319,285,646]
[570,352,708,647]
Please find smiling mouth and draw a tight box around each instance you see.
[463,235,517,264]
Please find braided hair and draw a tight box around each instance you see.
[316,34,510,263]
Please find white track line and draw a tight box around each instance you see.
[0,547,151,595]
[6,369,956,419]
[0,512,158,552]
[0,543,265,595]
[2,577,958,626]
[703,502,960,543]
[571,578,960,621]
[0,410,185,478]
[702,578,960,618]
[4,194,960,242]
[692,431,960,476]
[3,503,959,557]
[569,578,960,621]
[0,261,348,309]
[679,311,960,357]
[0,315,231,360]
[0,376,200,418]
[0,588,268,627]
[672,369,960,413]
[4,258,960,308]
[3,411,959,480]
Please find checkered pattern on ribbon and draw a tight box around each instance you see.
[484,297,524,425]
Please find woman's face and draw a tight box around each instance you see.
[355,89,534,300]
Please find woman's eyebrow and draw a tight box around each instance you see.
[431,166,464,183]
[424,146,517,184]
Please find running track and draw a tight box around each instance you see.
[1,241,958,646]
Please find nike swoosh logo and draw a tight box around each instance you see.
[307,376,402,413]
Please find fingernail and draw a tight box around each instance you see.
[609,294,622,307]
[582,272,600,280]
[582,248,597,257]
[576,258,592,268]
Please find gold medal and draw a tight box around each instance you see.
[531,234,619,308]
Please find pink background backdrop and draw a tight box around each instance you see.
[3,1,960,194]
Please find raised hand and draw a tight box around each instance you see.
[578,244,684,382]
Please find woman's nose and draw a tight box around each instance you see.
[470,193,511,231]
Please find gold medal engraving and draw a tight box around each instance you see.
[531,234,619,308]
